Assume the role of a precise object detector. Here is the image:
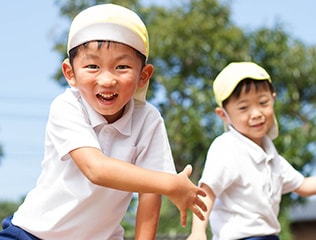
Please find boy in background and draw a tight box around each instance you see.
[188,62,316,240]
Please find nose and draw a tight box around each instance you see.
[98,72,117,87]
[250,108,264,121]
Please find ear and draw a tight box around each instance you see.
[62,58,76,87]
[138,64,154,88]
[215,107,229,123]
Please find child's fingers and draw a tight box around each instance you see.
[180,209,187,227]
[197,188,207,198]
[190,204,205,222]
[182,164,193,177]
[177,164,208,226]
[196,190,207,211]
[179,196,207,227]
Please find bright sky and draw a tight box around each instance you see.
[1,0,316,201]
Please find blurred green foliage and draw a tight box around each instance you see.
[2,0,316,239]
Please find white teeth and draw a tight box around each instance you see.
[98,93,116,98]
[97,93,118,100]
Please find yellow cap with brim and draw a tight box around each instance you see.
[67,4,149,102]
[214,62,271,107]
[213,62,278,139]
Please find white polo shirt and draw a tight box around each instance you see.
[12,88,176,240]
[200,126,304,240]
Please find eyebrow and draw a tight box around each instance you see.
[83,53,99,59]
[114,53,135,61]
[84,49,135,59]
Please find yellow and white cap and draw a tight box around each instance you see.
[67,4,149,102]
[213,62,278,139]
[213,62,271,107]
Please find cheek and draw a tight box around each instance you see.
[266,109,275,126]
[230,113,247,125]
[124,76,140,92]
[75,80,95,99]
[74,72,95,89]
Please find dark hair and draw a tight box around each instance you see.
[222,78,275,108]
[68,40,146,68]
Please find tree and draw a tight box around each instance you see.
[52,0,316,238]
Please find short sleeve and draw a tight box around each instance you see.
[132,102,176,174]
[199,135,239,196]
[279,155,304,194]
[46,91,101,161]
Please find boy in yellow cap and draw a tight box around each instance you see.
[0,4,206,240]
[187,62,316,240]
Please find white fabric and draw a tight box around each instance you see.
[12,88,176,240]
[199,126,304,240]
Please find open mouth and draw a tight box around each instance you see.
[96,92,118,101]
[251,122,264,128]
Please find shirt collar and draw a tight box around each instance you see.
[228,125,277,164]
[111,99,133,136]
[81,96,133,136]
[81,97,106,128]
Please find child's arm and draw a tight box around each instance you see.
[294,176,316,197]
[134,193,162,240]
[187,183,215,240]
[69,146,207,227]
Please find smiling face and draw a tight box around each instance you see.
[216,80,276,147]
[62,41,153,123]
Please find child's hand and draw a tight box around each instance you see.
[167,165,207,227]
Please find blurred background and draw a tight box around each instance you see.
[1,0,316,239]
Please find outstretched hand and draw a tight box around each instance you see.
[167,165,207,227]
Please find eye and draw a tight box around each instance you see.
[116,65,130,70]
[260,99,270,106]
[86,64,99,69]
[238,105,248,111]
